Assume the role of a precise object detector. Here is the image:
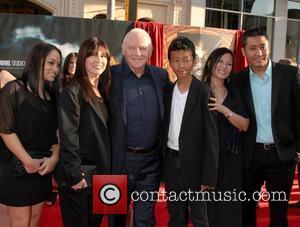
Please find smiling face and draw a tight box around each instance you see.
[242,35,270,72]
[122,29,152,74]
[43,49,61,82]
[85,47,108,79]
[169,49,194,81]
[212,53,233,81]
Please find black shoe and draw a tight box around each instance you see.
[288,201,300,208]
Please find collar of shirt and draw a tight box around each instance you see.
[249,59,272,82]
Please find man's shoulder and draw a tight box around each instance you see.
[190,76,212,96]
[191,76,208,88]
[147,64,168,76]
[273,61,298,75]
[232,67,249,82]
[111,63,123,74]
[148,64,166,71]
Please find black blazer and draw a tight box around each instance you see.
[234,61,300,171]
[109,61,169,174]
[56,80,111,186]
[162,76,219,189]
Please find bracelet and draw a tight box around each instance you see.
[225,111,233,119]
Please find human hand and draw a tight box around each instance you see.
[24,158,46,174]
[296,153,300,163]
[71,178,88,190]
[201,185,214,192]
[38,155,59,175]
[208,97,227,114]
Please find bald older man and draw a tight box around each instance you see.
[109,28,169,226]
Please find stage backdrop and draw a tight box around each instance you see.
[0,13,245,79]
[163,25,237,81]
[0,13,130,77]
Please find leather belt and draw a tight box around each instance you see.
[255,143,276,151]
[126,147,154,154]
[166,147,179,157]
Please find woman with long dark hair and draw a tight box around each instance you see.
[202,47,249,227]
[56,37,111,227]
[0,43,61,227]
[62,52,78,87]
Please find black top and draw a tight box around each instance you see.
[123,63,160,149]
[57,80,111,186]
[0,80,57,155]
[217,83,248,155]
[96,97,108,123]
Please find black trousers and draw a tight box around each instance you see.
[242,146,295,227]
[110,150,160,227]
[59,186,103,227]
[164,152,208,227]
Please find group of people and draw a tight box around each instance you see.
[0,26,299,227]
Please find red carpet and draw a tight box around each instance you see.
[40,181,300,227]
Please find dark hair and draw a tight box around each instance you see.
[62,52,78,87]
[75,37,111,103]
[22,42,62,99]
[168,36,196,61]
[242,27,269,48]
[202,47,234,88]
[137,17,155,22]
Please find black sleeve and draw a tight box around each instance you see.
[292,68,300,152]
[201,85,219,187]
[57,86,83,186]
[231,84,249,118]
[0,81,20,134]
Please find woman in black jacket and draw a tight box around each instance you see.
[56,37,111,227]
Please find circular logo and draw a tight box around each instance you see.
[99,184,121,205]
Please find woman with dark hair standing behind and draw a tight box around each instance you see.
[202,47,249,227]
[62,52,78,87]
[56,37,111,227]
[0,43,61,227]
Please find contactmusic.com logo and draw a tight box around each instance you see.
[93,175,127,214]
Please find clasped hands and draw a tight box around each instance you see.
[24,155,58,176]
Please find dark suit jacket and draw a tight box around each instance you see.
[234,61,300,171]
[109,61,169,174]
[162,76,219,189]
[56,80,111,186]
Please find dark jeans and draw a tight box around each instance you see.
[59,185,103,227]
[111,150,160,227]
[164,153,208,227]
[242,146,295,227]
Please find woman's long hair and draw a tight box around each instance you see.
[202,47,234,89]
[62,52,77,87]
[22,42,62,99]
[75,37,111,103]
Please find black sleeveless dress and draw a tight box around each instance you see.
[0,80,57,206]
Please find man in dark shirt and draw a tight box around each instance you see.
[109,28,169,226]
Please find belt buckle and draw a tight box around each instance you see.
[263,143,273,150]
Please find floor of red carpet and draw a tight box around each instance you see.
[40,181,300,227]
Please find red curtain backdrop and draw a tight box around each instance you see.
[134,21,164,67]
[234,30,248,72]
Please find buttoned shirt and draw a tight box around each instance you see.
[249,60,274,143]
[123,63,160,149]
